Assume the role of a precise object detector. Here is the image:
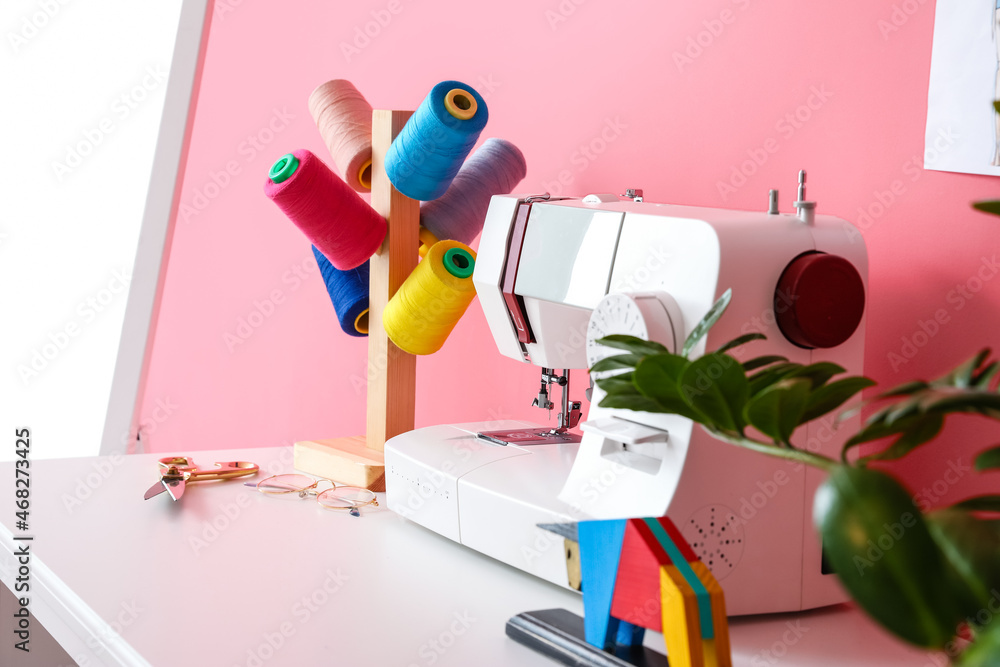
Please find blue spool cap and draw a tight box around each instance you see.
[385,80,489,202]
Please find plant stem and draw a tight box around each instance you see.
[705,427,838,472]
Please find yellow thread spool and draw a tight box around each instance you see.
[383,240,477,355]
[444,88,478,120]
[417,227,439,258]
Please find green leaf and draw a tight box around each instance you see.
[801,376,877,424]
[972,199,1000,217]
[748,362,802,395]
[742,378,811,444]
[678,352,750,433]
[598,393,668,413]
[927,509,1000,616]
[841,415,923,462]
[972,361,1000,390]
[950,496,1000,513]
[858,414,945,464]
[975,445,1000,472]
[682,289,732,358]
[940,349,991,388]
[595,335,668,357]
[595,372,638,396]
[785,362,847,389]
[922,389,1000,416]
[877,380,930,399]
[633,355,707,423]
[742,355,788,372]
[813,465,964,649]
[717,332,766,354]
[589,353,643,374]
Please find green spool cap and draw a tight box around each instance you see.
[443,247,475,279]
[269,153,299,183]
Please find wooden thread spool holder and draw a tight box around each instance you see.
[293,110,418,491]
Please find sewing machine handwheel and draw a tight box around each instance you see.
[775,252,865,349]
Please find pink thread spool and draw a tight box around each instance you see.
[264,150,386,271]
[308,80,374,192]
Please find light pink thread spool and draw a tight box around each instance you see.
[308,80,374,193]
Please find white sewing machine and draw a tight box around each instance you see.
[384,175,868,616]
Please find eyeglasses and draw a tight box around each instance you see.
[246,474,378,517]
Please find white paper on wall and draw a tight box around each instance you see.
[925,0,1000,176]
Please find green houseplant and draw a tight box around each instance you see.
[592,289,1000,665]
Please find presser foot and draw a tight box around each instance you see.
[476,428,582,446]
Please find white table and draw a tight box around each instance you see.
[0,447,942,666]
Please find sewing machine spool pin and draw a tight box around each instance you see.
[792,169,816,225]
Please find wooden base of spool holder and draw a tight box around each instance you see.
[293,110,418,492]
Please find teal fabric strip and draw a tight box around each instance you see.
[642,518,714,640]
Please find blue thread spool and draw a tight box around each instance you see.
[385,81,489,201]
[312,245,369,337]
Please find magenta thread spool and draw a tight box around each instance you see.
[264,150,386,271]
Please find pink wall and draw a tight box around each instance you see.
[142,0,999,505]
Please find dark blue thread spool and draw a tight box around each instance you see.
[312,245,369,337]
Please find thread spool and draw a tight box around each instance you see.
[264,150,386,271]
[385,81,489,201]
[383,240,477,355]
[418,227,439,258]
[308,80,374,192]
[420,138,526,246]
[312,245,369,337]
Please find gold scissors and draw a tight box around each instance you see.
[144,456,259,501]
